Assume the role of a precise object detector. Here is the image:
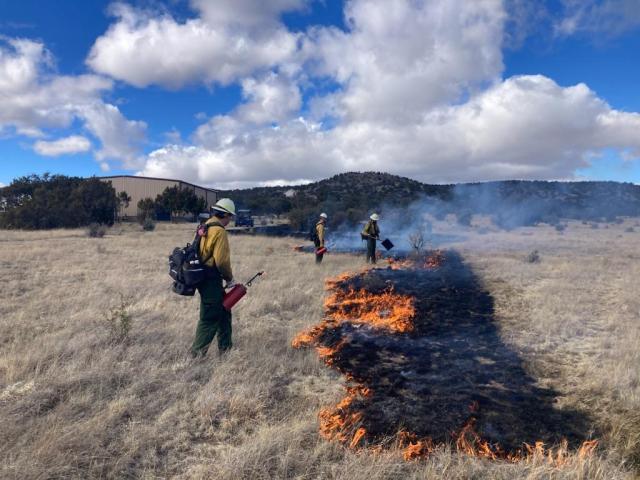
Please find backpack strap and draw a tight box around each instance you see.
[198,221,224,265]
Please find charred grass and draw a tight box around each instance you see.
[0,221,638,479]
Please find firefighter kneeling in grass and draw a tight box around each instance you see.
[362,213,380,264]
[315,213,328,264]
[191,198,237,356]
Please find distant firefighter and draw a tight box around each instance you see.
[362,213,380,264]
[191,198,237,356]
[314,213,328,264]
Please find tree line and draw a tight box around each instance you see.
[0,174,118,229]
[0,174,208,229]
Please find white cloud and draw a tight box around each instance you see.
[163,127,182,144]
[78,103,146,168]
[0,37,146,168]
[142,117,337,188]
[555,0,640,38]
[86,2,301,89]
[33,135,91,156]
[192,0,308,28]
[236,72,302,124]
[304,0,505,123]
[0,38,111,134]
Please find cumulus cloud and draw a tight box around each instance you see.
[304,0,505,123]
[236,72,302,124]
[86,2,302,89]
[142,118,336,188]
[125,0,640,187]
[0,38,111,135]
[78,103,146,168]
[33,135,92,156]
[0,37,146,167]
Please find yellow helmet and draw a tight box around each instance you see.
[212,198,236,216]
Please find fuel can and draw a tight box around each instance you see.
[222,284,247,310]
[316,247,327,255]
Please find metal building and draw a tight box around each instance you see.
[100,175,219,219]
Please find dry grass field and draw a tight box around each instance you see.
[1,221,638,479]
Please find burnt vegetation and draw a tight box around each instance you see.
[294,251,596,457]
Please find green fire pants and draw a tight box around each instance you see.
[191,271,232,356]
[366,238,377,263]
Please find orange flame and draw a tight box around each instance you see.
[424,250,445,269]
[318,384,371,445]
[325,287,415,333]
[385,250,445,270]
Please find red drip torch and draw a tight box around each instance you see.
[222,271,265,311]
[316,247,328,255]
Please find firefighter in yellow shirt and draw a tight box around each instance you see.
[191,198,236,356]
[314,213,328,264]
[362,213,380,264]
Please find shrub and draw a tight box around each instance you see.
[555,223,567,233]
[590,223,600,229]
[104,295,132,343]
[142,216,156,231]
[137,198,156,224]
[625,227,635,233]
[526,250,540,263]
[408,226,426,256]
[87,223,106,238]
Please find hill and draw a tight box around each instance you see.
[226,172,640,229]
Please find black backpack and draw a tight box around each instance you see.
[308,222,320,244]
[168,223,211,296]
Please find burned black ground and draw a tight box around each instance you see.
[314,250,595,451]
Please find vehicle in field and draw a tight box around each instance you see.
[235,209,254,227]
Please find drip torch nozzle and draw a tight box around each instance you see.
[246,271,265,287]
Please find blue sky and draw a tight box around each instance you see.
[1,0,639,188]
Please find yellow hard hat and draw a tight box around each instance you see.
[370,213,379,221]
[212,198,236,216]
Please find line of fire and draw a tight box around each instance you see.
[292,250,598,465]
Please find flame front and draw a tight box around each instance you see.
[325,287,415,333]
[292,275,416,350]
[386,250,445,270]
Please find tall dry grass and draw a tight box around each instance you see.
[0,221,637,479]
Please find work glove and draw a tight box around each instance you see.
[224,279,237,290]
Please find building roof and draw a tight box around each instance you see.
[100,175,219,193]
